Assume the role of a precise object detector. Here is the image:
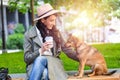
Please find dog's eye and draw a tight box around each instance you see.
[68,41,71,43]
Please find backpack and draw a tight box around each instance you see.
[0,67,11,80]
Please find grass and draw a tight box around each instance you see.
[0,43,120,73]
[0,51,26,73]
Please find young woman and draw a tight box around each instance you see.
[23,3,68,80]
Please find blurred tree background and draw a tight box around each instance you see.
[8,0,120,18]
[8,0,120,29]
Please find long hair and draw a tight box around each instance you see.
[36,19,61,53]
[36,20,48,42]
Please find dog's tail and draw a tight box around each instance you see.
[104,70,117,75]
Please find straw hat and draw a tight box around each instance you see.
[34,3,59,21]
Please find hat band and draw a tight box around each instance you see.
[38,9,53,18]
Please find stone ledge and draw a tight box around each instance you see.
[68,75,119,80]
[11,74,120,80]
[12,78,25,80]
[10,69,120,80]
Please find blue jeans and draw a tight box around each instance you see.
[29,56,49,80]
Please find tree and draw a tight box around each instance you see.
[8,0,120,17]
[8,0,120,26]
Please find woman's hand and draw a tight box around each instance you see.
[41,42,52,54]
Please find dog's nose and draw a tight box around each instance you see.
[65,43,71,47]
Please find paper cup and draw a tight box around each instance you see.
[45,36,53,48]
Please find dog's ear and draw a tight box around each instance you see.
[68,33,72,37]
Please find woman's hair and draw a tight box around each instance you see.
[36,20,47,42]
[36,17,61,53]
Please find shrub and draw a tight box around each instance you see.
[6,23,25,49]
[7,33,24,49]
[14,23,25,34]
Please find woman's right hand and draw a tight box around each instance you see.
[40,42,51,54]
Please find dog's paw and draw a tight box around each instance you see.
[76,75,83,79]
[74,73,83,78]
[87,73,94,77]
[74,73,79,76]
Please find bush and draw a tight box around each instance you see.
[7,33,24,49]
[6,23,25,49]
[0,23,25,49]
[14,23,25,34]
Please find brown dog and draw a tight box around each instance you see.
[65,34,116,78]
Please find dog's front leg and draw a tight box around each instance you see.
[74,64,80,76]
[77,60,86,78]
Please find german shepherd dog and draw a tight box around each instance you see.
[65,34,116,78]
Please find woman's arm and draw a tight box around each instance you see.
[23,32,39,65]
[59,32,79,61]
[61,46,79,61]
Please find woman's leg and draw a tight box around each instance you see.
[43,68,49,80]
[46,56,68,80]
[29,56,49,80]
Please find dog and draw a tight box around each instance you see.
[65,34,116,78]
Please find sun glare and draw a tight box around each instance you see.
[70,10,91,29]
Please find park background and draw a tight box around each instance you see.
[0,0,120,74]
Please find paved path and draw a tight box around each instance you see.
[0,49,21,54]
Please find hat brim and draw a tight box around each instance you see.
[34,10,60,21]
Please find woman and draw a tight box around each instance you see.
[23,3,68,80]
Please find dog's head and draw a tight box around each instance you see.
[65,34,83,48]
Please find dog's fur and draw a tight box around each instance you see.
[65,34,116,78]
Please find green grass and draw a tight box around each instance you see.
[0,43,120,73]
[0,51,26,73]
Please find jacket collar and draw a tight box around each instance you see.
[29,26,42,47]
[29,26,37,38]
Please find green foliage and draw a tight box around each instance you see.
[7,34,24,49]
[6,23,25,49]
[111,9,120,18]
[101,0,120,18]
[0,24,25,50]
[8,0,30,13]
[8,0,120,19]
[14,23,25,34]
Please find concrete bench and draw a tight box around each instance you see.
[68,74,120,80]
[11,74,120,80]
[10,69,120,80]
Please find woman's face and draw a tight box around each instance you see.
[41,15,57,30]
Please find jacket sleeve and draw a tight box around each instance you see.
[23,31,39,65]
[59,32,79,61]
[61,46,79,61]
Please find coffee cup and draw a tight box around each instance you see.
[45,36,53,49]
